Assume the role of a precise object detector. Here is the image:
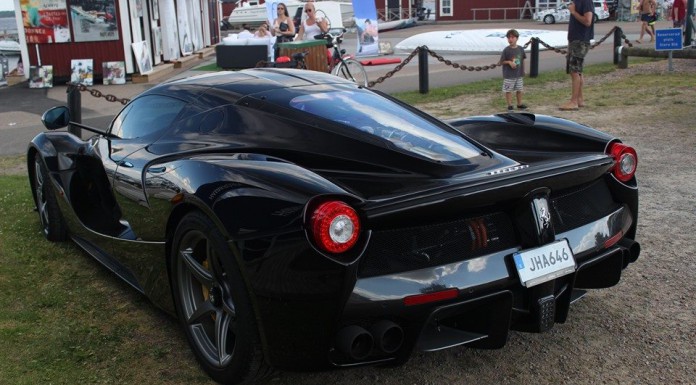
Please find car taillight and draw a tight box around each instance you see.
[310,201,360,254]
[607,142,637,182]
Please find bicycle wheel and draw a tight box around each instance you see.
[332,58,368,87]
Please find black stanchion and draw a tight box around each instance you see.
[418,47,429,94]
[66,85,82,138]
[686,0,694,47]
[530,38,539,78]
[613,27,622,65]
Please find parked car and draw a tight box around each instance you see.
[28,69,640,385]
[534,0,610,24]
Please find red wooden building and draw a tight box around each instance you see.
[13,0,222,82]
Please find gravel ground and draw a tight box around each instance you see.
[3,60,694,385]
[267,60,696,385]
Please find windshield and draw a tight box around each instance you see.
[288,90,482,162]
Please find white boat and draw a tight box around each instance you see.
[377,18,416,32]
[227,0,353,29]
[70,5,107,24]
[394,29,569,55]
[0,39,21,56]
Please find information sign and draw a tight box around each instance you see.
[655,28,683,51]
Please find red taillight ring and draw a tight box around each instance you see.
[607,142,637,182]
[310,201,360,254]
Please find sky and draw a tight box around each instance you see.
[1,0,14,12]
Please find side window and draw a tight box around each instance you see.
[110,95,187,139]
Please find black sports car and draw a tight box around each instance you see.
[28,69,640,384]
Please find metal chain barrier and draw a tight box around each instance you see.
[68,82,131,105]
[368,45,502,88]
[67,26,637,98]
[367,47,421,88]
[425,47,501,72]
[536,26,634,56]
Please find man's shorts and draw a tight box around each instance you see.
[502,77,524,92]
[640,13,652,22]
[567,40,590,74]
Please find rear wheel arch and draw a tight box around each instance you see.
[168,209,272,383]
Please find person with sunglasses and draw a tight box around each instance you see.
[297,2,328,41]
[271,3,295,59]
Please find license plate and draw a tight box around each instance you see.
[513,239,576,288]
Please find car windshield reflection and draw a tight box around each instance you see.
[289,90,482,162]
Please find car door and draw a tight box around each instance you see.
[106,94,187,239]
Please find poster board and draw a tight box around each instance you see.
[132,41,153,74]
[70,59,93,85]
[102,61,126,84]
[29,65,53,88]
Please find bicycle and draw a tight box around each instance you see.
[314,29,369,87]
[257,29,368,87]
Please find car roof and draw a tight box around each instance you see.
[140,68,358,106]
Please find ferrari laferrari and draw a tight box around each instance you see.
[28,69,640,384]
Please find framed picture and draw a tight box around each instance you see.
[102,61,126,85]
[69,0,119,42]
[29,65,54,88]
[70,59,94,86]
[151,0,160,20]
[132,41,153,74]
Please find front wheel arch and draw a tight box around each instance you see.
[29,150,68,242]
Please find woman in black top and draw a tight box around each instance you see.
[271,2,295,59]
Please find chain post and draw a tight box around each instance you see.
[418,46,429,94]
[613,27,622,65]
[686,0,694,47]
[530,38,539,78]
[66,84,82,138]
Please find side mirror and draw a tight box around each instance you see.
[41,106,70,130]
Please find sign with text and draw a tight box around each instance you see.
[20,0,71,44]
[655,28,683,51]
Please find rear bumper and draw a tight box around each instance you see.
[332,205,639,365]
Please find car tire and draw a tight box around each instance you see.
[31,154,68,242]
[593,12,599,22]
[170,211,271,385]
[543,14,555,24]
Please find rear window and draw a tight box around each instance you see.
[288,90,482,162]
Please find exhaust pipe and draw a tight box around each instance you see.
[370,320,404,354]
[336,325,373,360]
[618,238,641,263]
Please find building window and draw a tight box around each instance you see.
[440,0,452,16]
